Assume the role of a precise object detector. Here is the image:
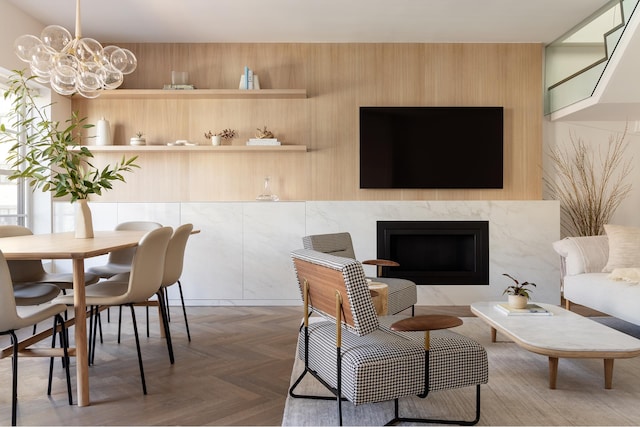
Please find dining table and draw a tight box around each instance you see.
[0,229,148,407]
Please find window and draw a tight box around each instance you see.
[0,77,28,226]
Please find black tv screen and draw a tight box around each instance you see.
[359,106,504,189]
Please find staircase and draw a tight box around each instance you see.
[545,0,640,120]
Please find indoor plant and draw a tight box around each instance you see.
[0,70,139,238]
[205,128,237,146]
[130,131,146,146]
[502,273,536,308]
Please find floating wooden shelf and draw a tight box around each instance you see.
[93,88,307,100]
[82,145,307,153]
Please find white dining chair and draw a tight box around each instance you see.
[0,250,72,426]
[53,227,173,395]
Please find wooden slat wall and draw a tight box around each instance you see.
[72,43,543,202]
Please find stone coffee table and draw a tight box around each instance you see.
[471,301,640,389]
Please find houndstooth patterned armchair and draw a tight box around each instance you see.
[289,248,488,426]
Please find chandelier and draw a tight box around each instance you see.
[13,0,136,98]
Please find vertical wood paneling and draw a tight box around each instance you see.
[73,43,543,202]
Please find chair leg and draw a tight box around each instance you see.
[163,281,172,322]
[10,331,18,426]
[384,385,482,426]
[58,314,73,405]
[117,305,123,344]
[146,305,150,338]
[156,290,175,364]
[129,304,147,394]
[177,280,191,341]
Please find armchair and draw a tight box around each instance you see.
[289,249,487,425]
[302,232,417,315]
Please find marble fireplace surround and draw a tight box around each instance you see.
[53,200,561,306]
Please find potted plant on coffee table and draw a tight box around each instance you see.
[502,273,536,309]
[0,70,139,238]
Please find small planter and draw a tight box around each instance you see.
[211,135,222,146]
[508,295,528,309]
[130,137,146,146]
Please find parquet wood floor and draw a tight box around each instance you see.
[0,303,593,425]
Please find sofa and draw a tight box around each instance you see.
[553,224,640,326]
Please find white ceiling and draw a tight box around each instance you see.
[6,0,611,44]
[10,0,640,121]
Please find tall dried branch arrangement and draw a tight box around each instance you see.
[545,129,632,237]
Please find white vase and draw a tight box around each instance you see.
[508,295,528,309]
[75,199,94,239]
[211,135,222,146]
[96,118,112,146]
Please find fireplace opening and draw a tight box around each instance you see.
[377,220,489,285]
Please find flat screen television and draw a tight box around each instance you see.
[359,106,504,189]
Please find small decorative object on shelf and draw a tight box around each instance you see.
[256,176,279,201]
[205,129,237,145]
[95,117,112,146]
[502,273,536,309]
[247,125,281,146]
[239,66,260,90]
[130,131,146,146]
[164,71,194,90]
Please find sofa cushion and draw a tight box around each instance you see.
[603,224,640,272]
[552,235,609,276]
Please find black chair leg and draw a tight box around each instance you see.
[165,287,171,322]
[156,290,175,364]
[177,280,191,342]
[129,304,147,394]
[146,305,150,338]
[10,331,18,426]
[117,305,123,343]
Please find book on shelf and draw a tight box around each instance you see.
[246,138,281,146]
[495,303,552,316]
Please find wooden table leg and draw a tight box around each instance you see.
[491,327,497,343]
[73,259,90,407]
[548,357,558,389]
[604,359,614,389]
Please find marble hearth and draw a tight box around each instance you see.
[52,200,560,306]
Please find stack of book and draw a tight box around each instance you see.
[246,138,281,146]
[495,303,552,316]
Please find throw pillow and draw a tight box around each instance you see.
[552,236,609,276]
[602,224,640,272]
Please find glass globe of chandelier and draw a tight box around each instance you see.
[13,0,136,98]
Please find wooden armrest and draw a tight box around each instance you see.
[362,259,400,267]
[390,314,462,332]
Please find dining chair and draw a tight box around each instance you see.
[87,221,163,279]
[87,221,162,325]
[0,250,72,426]
[53,226,173,395]
[159,223,194,341]
[110,223,194,346]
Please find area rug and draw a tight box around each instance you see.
[282,317,640,426]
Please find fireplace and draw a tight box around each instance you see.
[376,221,489,285]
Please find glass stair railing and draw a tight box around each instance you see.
[545,0,640,115]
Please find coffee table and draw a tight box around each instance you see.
[471,301,640,389]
